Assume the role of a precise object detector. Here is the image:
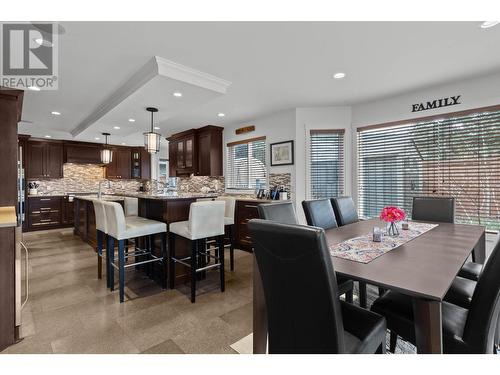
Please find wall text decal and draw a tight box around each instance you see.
[235,125,255,135]
[411,95,461,113]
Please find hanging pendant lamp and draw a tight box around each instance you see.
[144,107,160,154]
[100,132,113,164]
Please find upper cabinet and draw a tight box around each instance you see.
[168,125,223,177]
[131,147,151,180]
[64,142,101,164]
[26,140,63,179]
[105,147,131,179]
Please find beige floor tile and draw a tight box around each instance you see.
[141,339,185,354]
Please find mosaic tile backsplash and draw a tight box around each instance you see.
[27,163,142,195]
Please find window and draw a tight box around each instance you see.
[357,106,500,231]
[226,136,267,190]
[308,130,345,199]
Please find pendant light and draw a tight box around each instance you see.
[100,132,113,164]
[144,107,160,154]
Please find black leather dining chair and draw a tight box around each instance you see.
[257,201,298,225]
[330,196,359,226]
[248,219,387,354]
[412,196,482,281]
[371,235,500,354]
[329,196,371,306]
[301,199,354,303]
[302,199,338,230]
[412,196,455,223]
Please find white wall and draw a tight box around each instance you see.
[350,71,500,205]
[223,109,297,193]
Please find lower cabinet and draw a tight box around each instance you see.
[26,196,75,231]
[234,199,267,251]
[27,196,63,231]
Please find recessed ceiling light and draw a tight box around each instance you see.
[113,126,120,130]
[34,37,53,47]
[121,142,126,145]
[51,111,61,115]
[173,92,182,97]
[217,113,226,117]
[480,21,499,29]
[27,86,40,91]
[44,135,51,138]
[333,72,346,79]
[154,126,160,130]
[94,137,100,140]
[128,118,135,122]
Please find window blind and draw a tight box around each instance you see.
[226,136,267,190]
[308,130,345,199]
[357,106,500,231]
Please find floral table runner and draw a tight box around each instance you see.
[329,222,439,264]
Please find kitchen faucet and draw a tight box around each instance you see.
[98,179,111,199]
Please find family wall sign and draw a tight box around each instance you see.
[411,95,461,113]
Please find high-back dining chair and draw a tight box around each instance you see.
[302,199,338,230]
[330,197,359,226]
[371,236,500,353]
[412,196,481,278]
[92,199,109,286]
[301,199,354,303]
[257,201,298,225]
[411,196,455,223]
[248,219,386,354]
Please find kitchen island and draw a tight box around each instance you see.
[73,193,218,285]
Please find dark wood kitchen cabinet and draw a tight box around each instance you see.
[234,199,268,251]
[26,140,63,179]
[131,147,151,179]
[62,195,75,226]
[64,142,101,164]
[168,125,223,177]
[105,147,131,179]
[27,196,63,231]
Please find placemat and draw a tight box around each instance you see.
[329,222,439,264]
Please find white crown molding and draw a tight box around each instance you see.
[155,56,232,94]
[71,56,231,137]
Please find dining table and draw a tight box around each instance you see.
[252,218,486,354]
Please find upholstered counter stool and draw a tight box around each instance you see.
[169,200,226,303]
[216,196,236,271]
[102,201,167,303]
[91,199,111,287]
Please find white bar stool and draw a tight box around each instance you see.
[91,199,110,287]
[124,197,138,217]
[169,200,226,303]
[102,201,167,303]
[216,196,236,271]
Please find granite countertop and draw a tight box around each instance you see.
[115,192,219,200]
[0,206,17,228]
[73,195,125,202]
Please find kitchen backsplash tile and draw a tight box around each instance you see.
[27,163,142,195]
[178,176,225,194]
[269,172,292,198]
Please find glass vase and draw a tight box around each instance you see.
[387,222,399,236]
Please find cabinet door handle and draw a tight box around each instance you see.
[40,219,51,222]
[244,205,258,208]
[40,198,51,201]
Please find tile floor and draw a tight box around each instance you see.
[2,228,254,354]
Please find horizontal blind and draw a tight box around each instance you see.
[309,130,345,199]
[357,108,500,231]
[226,137,267,190]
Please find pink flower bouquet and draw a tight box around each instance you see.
[379,207,406,236]
[379,206,406,223]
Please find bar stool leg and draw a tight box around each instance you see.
[228,225,234,271]
[108,236,115,291]
[148,234,155,279]
[118,239,125,303]
[160,232,167,289]
[218,235,225,292]
[97,230,103,280]
[169,233,176,289]
[190,240,197,303]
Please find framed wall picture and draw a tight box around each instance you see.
[270,140,294,166]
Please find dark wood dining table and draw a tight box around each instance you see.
[252,218,486,354]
